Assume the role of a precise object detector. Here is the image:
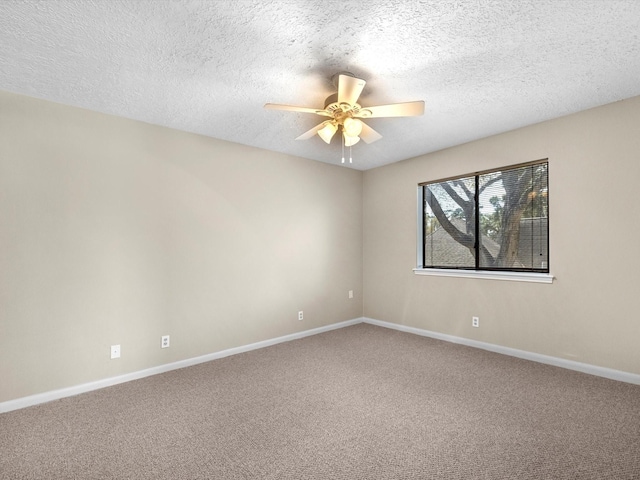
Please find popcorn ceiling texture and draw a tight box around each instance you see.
[1,0,640,170]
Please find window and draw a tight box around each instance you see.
[417,160,549,274]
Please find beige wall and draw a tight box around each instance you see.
[363,96,640,375]
[0,91,363,403]
[3,89,640,405]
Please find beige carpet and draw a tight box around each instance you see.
[1,323,639,479]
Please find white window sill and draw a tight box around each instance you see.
[413,268,554,284]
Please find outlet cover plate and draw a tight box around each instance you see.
[161,335,170,348]
[110,344,121,359]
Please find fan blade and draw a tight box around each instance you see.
[295,122,326,140]
[359,122,383,144]
[265,103,331,116]
[355,100,425,118]
[337,74,366,106]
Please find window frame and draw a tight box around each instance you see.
[415,159,553,283]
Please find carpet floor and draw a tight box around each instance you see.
[1,323,639,479]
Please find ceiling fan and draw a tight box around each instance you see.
[265,73,424,162]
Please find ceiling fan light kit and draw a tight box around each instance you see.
[343,132,360,147]
[265,73,424,165]
[343,117,363,137]
[318,121,338,144]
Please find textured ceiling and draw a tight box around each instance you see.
[2,1,640,170]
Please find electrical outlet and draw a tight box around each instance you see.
[161,335,170,348]
[348,290,353,299]
[110,344,121,359]
[472,316,480,328]
[298,311,303,321]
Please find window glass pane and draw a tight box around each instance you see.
[477,171,505,267]
[420,160,548,273]
[423,176,476,268]
[478,163,548,270]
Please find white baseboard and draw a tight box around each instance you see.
[363,317,640,385]
[4,316,637,414]
[0,317,364,414]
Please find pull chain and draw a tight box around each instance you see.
[340,131,354,165]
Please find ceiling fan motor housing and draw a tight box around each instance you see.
[324,93,372,120]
